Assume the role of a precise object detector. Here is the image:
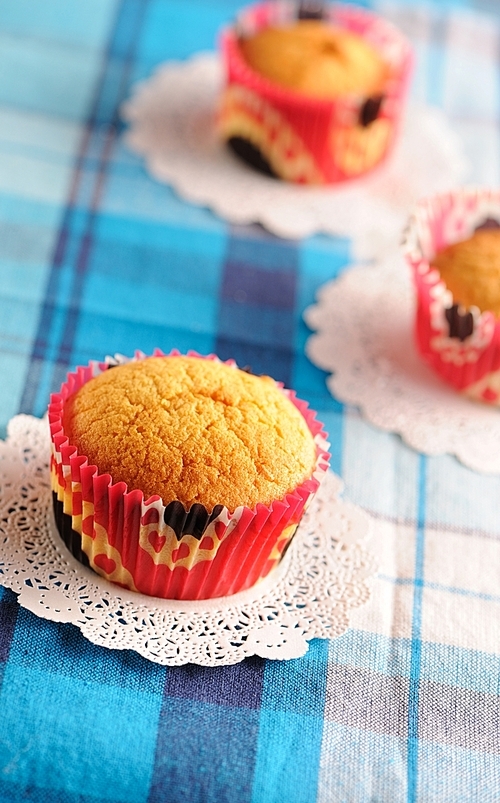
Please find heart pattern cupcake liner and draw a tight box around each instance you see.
[218,1,413,184]
[48,350,330,600]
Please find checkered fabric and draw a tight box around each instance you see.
[0,0,500,800]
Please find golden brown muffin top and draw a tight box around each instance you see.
[239,21,389,99]
[63,356,317,512]
[431,229,500,318]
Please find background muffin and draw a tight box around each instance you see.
[430,228,500,319]
[49,351,330,600]
[218,1,413,184]
[403,188,500,404]
[239,21,390,99]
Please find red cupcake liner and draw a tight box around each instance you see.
[403,188,500,404]
[48,349,330,600]
[218,1,413,184]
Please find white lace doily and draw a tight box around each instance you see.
[122,52,468,259]
[0,415,375,666]
[305,257,500,474]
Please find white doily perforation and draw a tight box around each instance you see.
[305,257,500,474]
[121,52,468,259]
[0,415,375,666]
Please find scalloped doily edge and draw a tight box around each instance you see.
[0,414,377,665]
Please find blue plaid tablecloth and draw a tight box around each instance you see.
[1,0,500,800]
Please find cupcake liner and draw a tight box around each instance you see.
[48,349,330,600]
[218,1,413,184]
[403,188,500,404]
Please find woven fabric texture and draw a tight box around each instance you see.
[0,0,500,801]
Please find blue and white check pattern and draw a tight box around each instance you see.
[1,0,500,800]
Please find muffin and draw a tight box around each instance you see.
[403,188,500,404]
[430,228,500,319]
[48,351,330,600]
[239,22,390,99]
[218,2,413,184]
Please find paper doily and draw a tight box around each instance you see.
[305,257,500,474]
[0,415,375,666]
[122,52,468,259]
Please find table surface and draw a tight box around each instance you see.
[1,0,500,801]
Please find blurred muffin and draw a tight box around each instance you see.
[218,2,413,184]
[431,228,500,319]
[403,189,500,404]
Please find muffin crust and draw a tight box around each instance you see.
[63,356,317,512]
[431,229,500,318]
[239,20,389,99]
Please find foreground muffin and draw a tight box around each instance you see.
[403,188,500,404]
[49,351,330,599]
[218,2,413,184]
